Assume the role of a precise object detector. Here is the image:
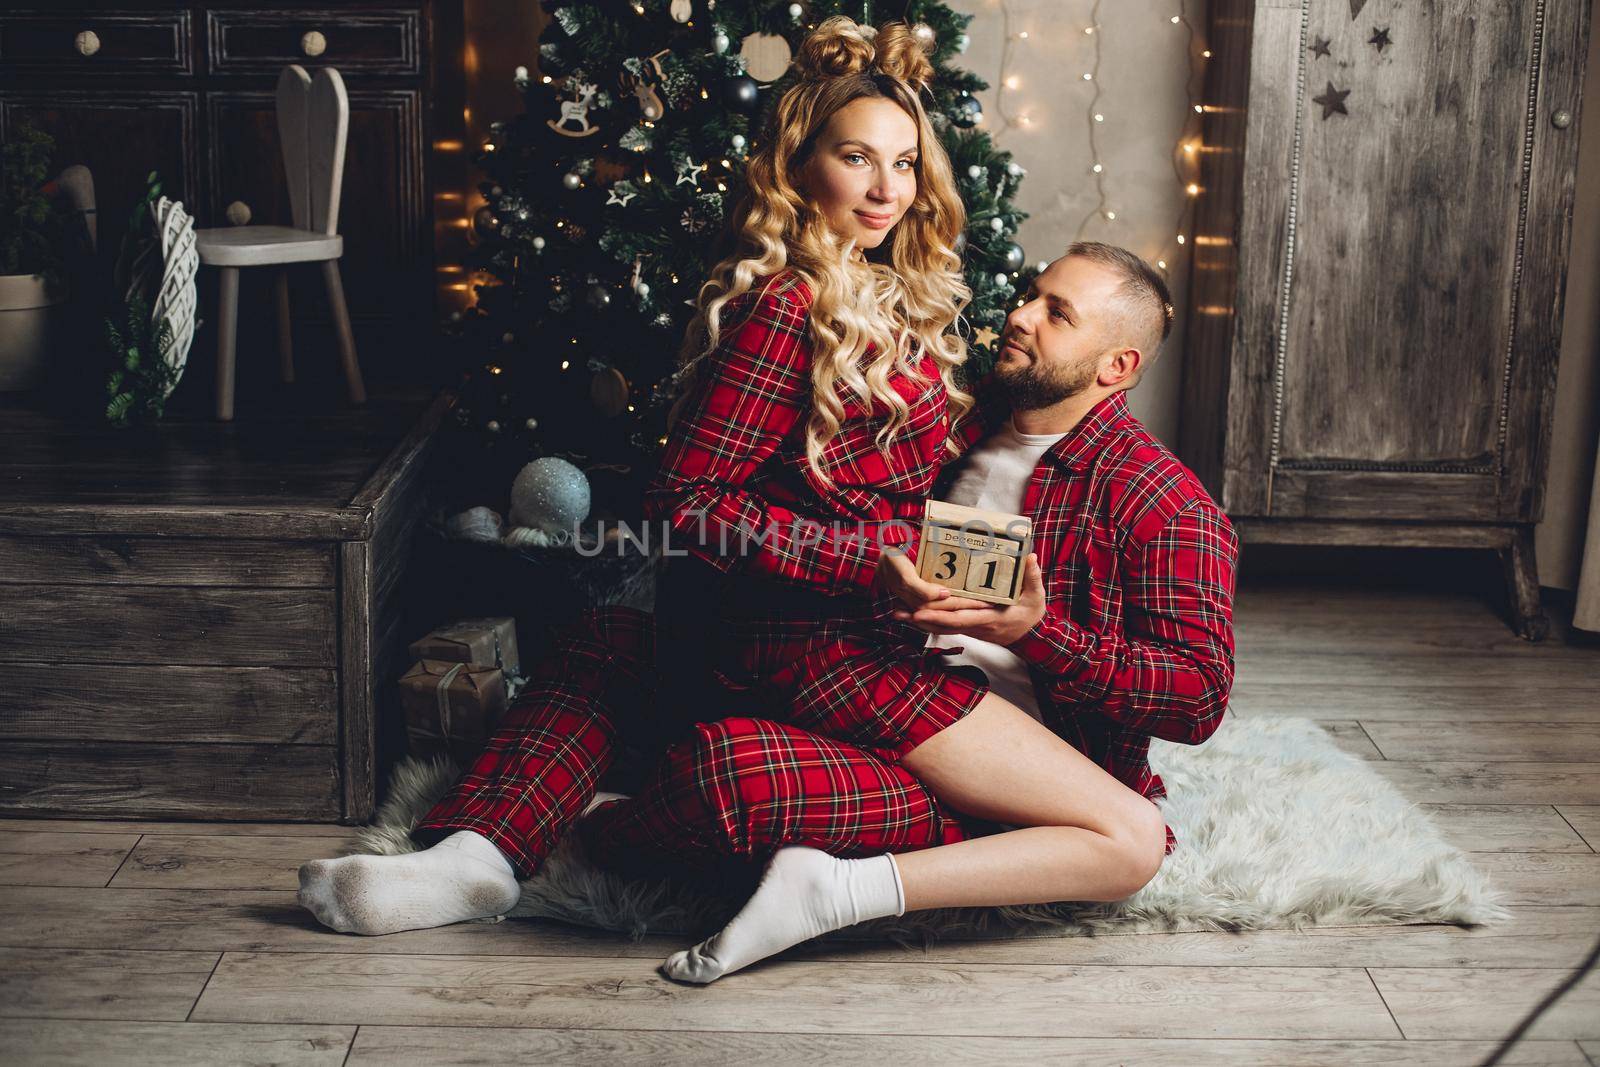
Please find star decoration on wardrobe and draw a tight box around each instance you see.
[1369,27,1393,52]
[1309,36,1332,59]
[674,159,707,188]
[1349,0,1368,18]
[1312,81,1351,119]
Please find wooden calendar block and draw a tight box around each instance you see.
[915,499,1032,605]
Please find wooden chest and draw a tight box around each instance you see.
[0,390,448,824]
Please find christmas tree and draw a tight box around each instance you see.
[445,0,1032,518]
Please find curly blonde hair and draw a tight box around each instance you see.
[674,15,973,483]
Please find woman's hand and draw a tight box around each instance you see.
[876,547,985,612]
[892,553,1047,647]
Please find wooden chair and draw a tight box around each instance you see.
[194,65,366,420]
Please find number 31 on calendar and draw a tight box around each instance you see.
[915,499,1033,606]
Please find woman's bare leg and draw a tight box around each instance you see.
[895,691,1169,908]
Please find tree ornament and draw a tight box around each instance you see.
[989,217,1005,233]
[606,183,638,207]
[739,33,793,82]
[912,23,936,50]
[563,171,582,190]
[547,79,601,137]
[713,31,730,54]
[788,3,803,22]
[730,133,747,151]
[472,205,500,238]
[967,164,983,180]
[1006,161,1024,177]
[671,0,692,23]
[586,283,612,311]
[514,65,529,85]
[1003,241,1026,272]
[952,95,982,128]
[620,52,668,121]
[956,33,970,53]
[532,235,546,251]
[487,419,502,433]
[526,417,538,431]
[675,157,708,187]
[724,73,760,114]
[993,272,1009,286]
[510,457,591,539]
[590,367,630,416]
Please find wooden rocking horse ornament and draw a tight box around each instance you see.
[193,64,367,420]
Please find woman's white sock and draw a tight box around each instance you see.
[661,847,905,984]
[297,829,520,936]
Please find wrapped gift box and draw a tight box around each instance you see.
[408,616,521,679]
[398,659,510,764]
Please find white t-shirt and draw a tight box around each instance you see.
[926,419,1068,722]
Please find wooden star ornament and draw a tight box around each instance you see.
[1312,81,1351,119]
[973,326,1000,349]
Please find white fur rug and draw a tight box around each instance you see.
[351,715,1508,943]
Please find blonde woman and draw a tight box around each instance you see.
[297,18,1175,960]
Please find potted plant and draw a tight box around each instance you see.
[0,120,67,391]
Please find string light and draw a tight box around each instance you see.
[989,0,1206,255]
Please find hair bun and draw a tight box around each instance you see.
[793,16,934,93]
[868,21,935,93]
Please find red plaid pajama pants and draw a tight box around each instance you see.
[410,607,988,879]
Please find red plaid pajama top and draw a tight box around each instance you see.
[643,270,987,759]
[946,385,1240,832]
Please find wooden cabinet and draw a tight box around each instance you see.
[0,390,449,823]
[0,2,462,380]
[1180,0,1591,639]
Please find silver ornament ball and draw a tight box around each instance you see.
[563,172,582,190]
[510,457,592,537]
[532,235,546,250]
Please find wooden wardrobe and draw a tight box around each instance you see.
[1180,0,1592,639]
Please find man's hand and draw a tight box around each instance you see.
[891,553,1047,647]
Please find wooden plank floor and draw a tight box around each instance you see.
[3,575,1599,1065]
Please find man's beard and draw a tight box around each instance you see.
[993,350,1099,410]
